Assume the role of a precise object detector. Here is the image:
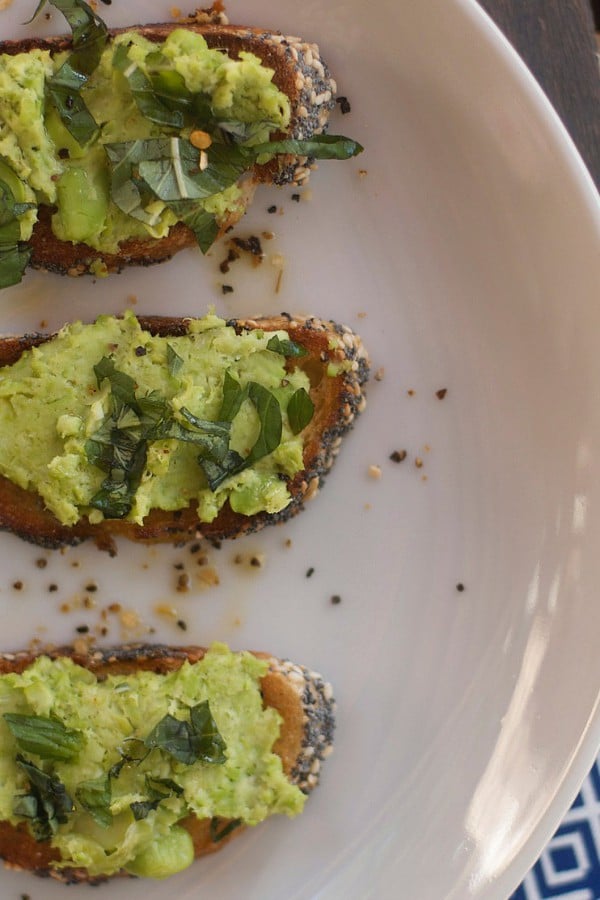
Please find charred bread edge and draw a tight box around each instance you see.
[0,642,336,884]
[0,11,338,275]
[0,313,369,551]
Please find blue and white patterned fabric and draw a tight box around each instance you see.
[511,758,600,900]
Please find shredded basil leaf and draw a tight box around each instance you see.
[75,775,113,827]
[167,343,183,375]
[112,43,184,129]
[287,387,315,435]
[148,69,217,129]
[108,740,149,778]
[200,376,282,491]
[143,701,227,766]
[4,713,84,762]
[253,133,364,163]
[266,335,307,358]
[0,178,34,288]
[85,355,289,514]
[0,244,31,290]
[130,775,183,820]
[210,816,243,843]
[169,204,219,254]
[243,382,283,466]
[37,0,108,145]
[14,755,74,842]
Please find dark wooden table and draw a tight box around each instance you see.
[477,0,600,191]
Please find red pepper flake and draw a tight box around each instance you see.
[436,388,448,400]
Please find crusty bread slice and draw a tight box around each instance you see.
[0,642,335,884]
[0,314,368,552]
[0,7,339,276]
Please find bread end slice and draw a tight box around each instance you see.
[0,11,340,276]
[0,642,335,883]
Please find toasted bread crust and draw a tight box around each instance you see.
[0,314,368,552]
[0,13,338,275]
[0,642,335,883]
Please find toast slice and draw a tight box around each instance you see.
[0,313,368,552]
[0,642,335,883]
[0,4,358,280]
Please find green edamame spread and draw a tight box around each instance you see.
[0,311,314,525]
[0,644,304,877]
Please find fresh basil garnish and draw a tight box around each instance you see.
[0,244,32,290]
[0,178,35,289]
[200,376,283,491]
[14,755,74,842]
[143,701,227,766]
[209,816,242,843]
[104,135,362,254]
[129,775,183,820]
[33,0,108,146]
[148,68,217,129]
[169,204,219,254]
[112,43,184,129]
[287,387,315,435]
[4,713,84,762]
[166,343,183,376]
[75,774,113,827]
[84,354,291,514]
[266,335,307,358]
[107,739,149,778]
[86,356,234,518]
[252,133,364,163]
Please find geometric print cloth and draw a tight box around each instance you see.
[511,758,600,900]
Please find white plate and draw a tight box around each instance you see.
[1,0,600,897]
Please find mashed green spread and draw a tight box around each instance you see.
[0,311,312,525]
[0,644,304,877]
[0,27,290,253]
